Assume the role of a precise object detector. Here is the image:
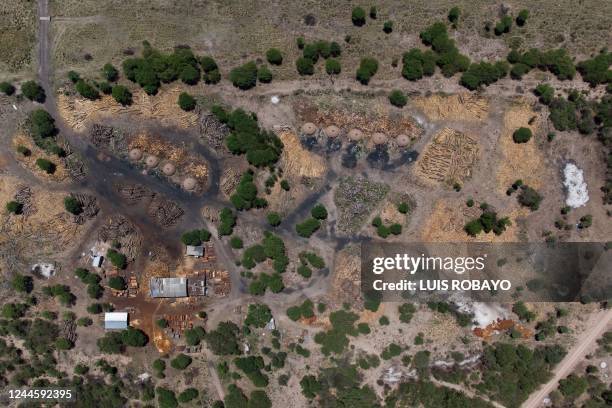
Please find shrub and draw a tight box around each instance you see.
[325,58,341,75]
[6,201,23,214]
[296,37,305,49]
[356,57,379,85]
[68,71,81,83]
[448,7,460,24]
[517,186,543,210]
[29,109,56,139]
[102,63,119,81]
[179,64,200,85]
[76,80,99,100]
[397,202,410,214]
[64,196,83,215]
[459,61,508,90]
[296,57,314,75]
[36,158,55,174]
[296,218,321,238]
[178,92,196,111]
[21,81,46,102]
[98,81,112,94]
[389,89,407,107]
[280,180,290,191]
[576,52,612,86]
[181,229,211,246]
[266,48,283,65]
[257,66,273,83]
[495,15,512,35]
[534,83,554,105]
[516,9,529,26]
[512,127,532,143]
[111,85,132,105]
[330,41,342,57]
[178,388,198,404]
[267,212,281,226]
[369,6,377,19]
[402,48,437,80]
[200,56,219,72]
[230,236,243,249]
[230,61,258,90]
[311,204,328,220]
[383,21,393,33]
[0,81,15,95]
[351,7,366,26]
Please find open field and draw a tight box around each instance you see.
[0,1,37,77]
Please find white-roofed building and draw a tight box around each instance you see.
[104,312,128,330]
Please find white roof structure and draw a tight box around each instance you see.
[104,312,128,330]
[92,255,104,268]
[186,245,204,257]
[150,277,188,298]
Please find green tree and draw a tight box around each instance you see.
[245,304,272,328]
[179,64,200,85]
[296,218,321,238]
[267,212,281,226]
[266,48,283,65]
[383,21,393,33]
[11,273,33,292]
[75,80,100,100]
[21,81,46,102]
[257,66,273,83]
[248,390,271,408]
[29,109,56,139]
[64,196,83,215]
[111,85,132,105]
[156,387,178,408]
[6,201,23,214]
[513,127,533,143]
[102,63,119,81]
[516,9,529,26]
[230,236,244,248]
[325,58,341,75]
[178,92,196,111]
[356,57,379,85]
[389,89,407,107]
[205,321,241,355]
[171,353,192,370]
[106,249,127,269]
[36,158,56,174]
[230,61,258,90]
[448,7,460,25]
[296,57,314,75]
[351,7,366,26]
[178,388,198,403]
[311,204,328,220]
[108,276,127,291]
[0,81,15,95]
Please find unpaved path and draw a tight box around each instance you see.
[522,308,612,408]
[431,378,505,408]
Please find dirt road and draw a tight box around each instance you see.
[522,308,612,408]
[431,378,506,408]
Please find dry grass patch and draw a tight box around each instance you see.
[12,133,70,182]
[495,102,545,194]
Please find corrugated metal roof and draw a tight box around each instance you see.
[104,312,128,330]
[186,245,204,257]
[150,277,188,298]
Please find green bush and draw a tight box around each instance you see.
[178,388,198,403]
[230,236,243,249]
[267,212,282,226]
[460,61,508,90]
[29,109,56,139]
[102,63,119,81]
[397,202,410,214]
[325,58,341,75]
[36,158,55,174]
[178,92,196,111]
[179,64,200,85]
[356,57,379,85]
[534,83,554,105]
[98,81,112,94]
[512,127,532,143]
[351,7,366,26]
[6,201,23,214]
[181,229,211,246]
[296,57,314,75]
[76,80,100,100]
[402,48,437,80]
[383,21,393,33]
[21,80,46,102]
[516,9,529,26]
[0,81,15,95]
[389,89,407,107]
[266,48,283,65]
[64,196,83,215]
[230,61,258,90]
[311,204,328,220]
[448,7,460,24]
[111,85,132,105]
[257,66,273,83]
[68,71,81,83]
[495,15,512,35]
[296,218,321,238]
[576,51,612,86]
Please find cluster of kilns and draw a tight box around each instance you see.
[300,122,411,147]
[128,148,197,191]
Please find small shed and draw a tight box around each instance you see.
[186,245,204,257]
[92,255,104,268]
[104,312,128,330]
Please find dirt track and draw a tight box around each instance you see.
[522,308,612,408]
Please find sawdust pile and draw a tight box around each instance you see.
[496,102,545,193]
[414,93,489,121]
[329,246,362,309]
[0,179,87,272]
[420,199,527,243]
[415,127,479,185]
[12,133,70,182]
[278,130,326,179]
[57,86,198,132]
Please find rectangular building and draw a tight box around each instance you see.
[104,312,128,330]
[150,277,188,298]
